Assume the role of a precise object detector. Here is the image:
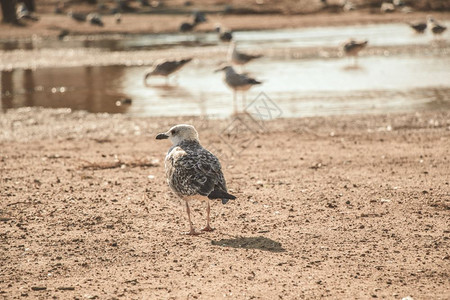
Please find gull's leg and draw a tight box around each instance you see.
[242,92,247,110]
[233,90,237,114]
[201,198,214,232]
[185,200,200,235]
[165,76,169,85]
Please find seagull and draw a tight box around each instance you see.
[87,13,104,27]
[180,21,197,32]
[229,42,262,70]
[408,21,427,34]
[193,11,207,24]
[342,39,368,66]
[68,11,87,22]
[54,1,65,14]
[115,13,122,24]
[215,65,262,113]
[380,2,395,13]
[215,25,233,42]
[179,11,207,32]
[144,58,192,85]
[58,29,70,40]
[156,124,236,235]
[16,3,39,21]
[428,16,447,36]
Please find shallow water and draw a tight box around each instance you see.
[0,22,447,52]
[1,22,449,118]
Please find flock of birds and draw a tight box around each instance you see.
[342,16,446,66]
[143,14,446,115]
[143,39,264,114]
[408,16,447,35]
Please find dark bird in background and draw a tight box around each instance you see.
[179,11,207,32]
[68,11,87,22]
[408,21,427,34]
[87,13,104,27]
[115,13,122,24]
[428,16,447,36]
[156,124,236,235]
[343,39,368,66]
[215,25,233,42]
[58,29,70,40]
[144,58,193,85]
[54,1,65,14]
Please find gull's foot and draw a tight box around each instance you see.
[201,225,214,232]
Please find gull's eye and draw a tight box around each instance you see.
[171,129,177,135]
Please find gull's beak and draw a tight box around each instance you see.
[156,133,169,140]
[214,67,224,73]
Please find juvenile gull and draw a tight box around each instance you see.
[156,124,236,235]
[342,39,368,66]
[229,42,263,70]
[215,65,262,113]
[144,58,192,85]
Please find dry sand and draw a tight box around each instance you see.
[1,108,449,299]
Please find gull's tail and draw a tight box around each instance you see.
[208,188,236,204]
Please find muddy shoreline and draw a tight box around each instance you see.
[1,11,449,40]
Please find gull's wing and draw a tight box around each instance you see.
[227,72,261,87]
[166,146,228,198]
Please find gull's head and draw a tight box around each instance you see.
[214,65,233,73]
[156,124,199,145]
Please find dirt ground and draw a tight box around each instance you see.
[0,108,449,299]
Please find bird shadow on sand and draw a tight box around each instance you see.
[211,236,286,252]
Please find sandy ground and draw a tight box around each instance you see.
[1,108,449,299]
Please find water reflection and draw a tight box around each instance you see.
[1,53,449,118]
[1,67,129,114]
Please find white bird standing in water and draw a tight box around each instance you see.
[215,65,262,113]
[156,124,236,235]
